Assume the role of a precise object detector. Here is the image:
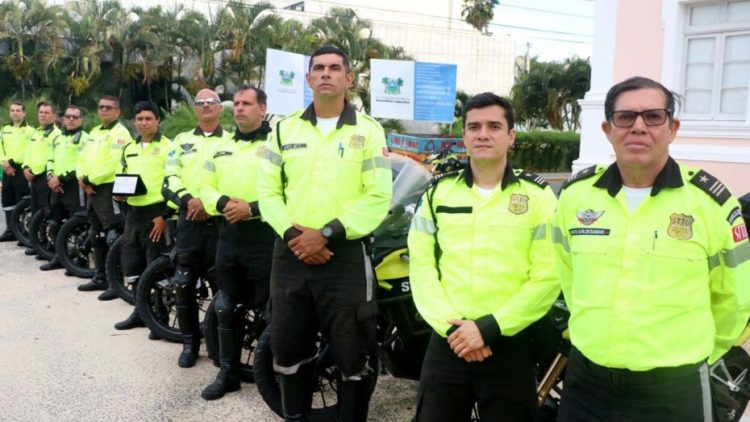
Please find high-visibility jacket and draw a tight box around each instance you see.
[24,124,61,176]
[162,125,230,209]
[553,158,750,370]
[0,122,33,165]
[121,133,173,207]
[408,166,559,340]
[201,122,272,217]
[47,127,87,183]
[258,102,392,240]
[77,121,132,185]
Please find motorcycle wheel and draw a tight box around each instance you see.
[136,256,215,342]
[29,210,56,261]
[55,215,94,278]
[203,300,263,383]
[10,198,32,247]
[105,235,133,304]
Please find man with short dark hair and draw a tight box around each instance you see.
[0,101,34,241]
[554,76,750,421]
[258,46,392,422]
[409,92,559,421]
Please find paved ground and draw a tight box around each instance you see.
[0,213,418,422]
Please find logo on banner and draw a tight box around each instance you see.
[279,70,295,87]
[667,213,694,240]
[382,77,404,95]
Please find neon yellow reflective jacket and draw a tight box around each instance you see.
[47,128,88,182]
[553,159,750,370]
[121,133,173,207]
[200,122,272,217]
[24,124,61,176]
[258,102,392,239]
[77,121,132,185]
[408,166,560,339]
[0,122,33,165]
[162,126,230,209]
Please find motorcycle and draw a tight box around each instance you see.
[55,212,95,278]
[10,196,32,248]
[28,210,58,261]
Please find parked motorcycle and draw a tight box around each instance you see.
[55,212,95,278]
[10,196,32,247]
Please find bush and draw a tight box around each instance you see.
[510,131,579,173]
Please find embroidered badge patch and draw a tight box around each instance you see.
[733,224,748,243]
[255,145,267,157]
[281,143,307,151]
[728,207,743,225]
[508,194,529,215]
[667,213,694,240]
[569,228,610,236]
[576,209,604,226]
[349,135,365,150]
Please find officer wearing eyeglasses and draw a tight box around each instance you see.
[553,76,750,421]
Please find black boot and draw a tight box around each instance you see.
[79,240,108,291]
[24,247,36,256]
[337,368,376,422]
[279,363,315,422]
[97,288,118,301]
[0,211,14,242]
[201,327,242,400]
[77,275,107,291]
[114,309,145,330]
[39,256,63,271]
[176,304,201,368]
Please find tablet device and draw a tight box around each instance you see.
[113,174,147,196]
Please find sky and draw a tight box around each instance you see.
[491,0,595,62]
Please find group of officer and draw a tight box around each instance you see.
[1,44,749,422]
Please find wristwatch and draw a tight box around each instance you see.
[321,225,334,241]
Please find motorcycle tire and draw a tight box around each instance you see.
[105,235,133,304]
[203,299,263,383]
[10,197,32,247]
[136,256,215,343]
[55,215,95,279]
[29,210,56,261]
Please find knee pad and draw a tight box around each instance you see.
[214,291,241,327]
[105,228,119,246]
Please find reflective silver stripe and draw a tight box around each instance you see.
[263,149,282,167]
[203,161,216,172]
[362,243,374,302]
[273,354,317,375]
[532,224,546,240]
[361,156,390,172]
[722,242,750,268]
[551,226,569,252]
[708,253,721,271]
[699,363,712,422]
[411,215,436,235]
[2,206,14,211]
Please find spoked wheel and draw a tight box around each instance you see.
[105,235,133,304]
[56,215,94,278]
[136,256,215,342]
[29,211,57,261]
[10,197,32,247]
[203,300,265,383]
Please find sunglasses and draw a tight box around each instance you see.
[64,114,82,119]
[194,98,220,107]
[98,104,117,111]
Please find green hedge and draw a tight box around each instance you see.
[509,131,580,173]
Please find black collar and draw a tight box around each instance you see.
[62,126,83,136]
[136,132,162,143]
[17,120,28,127]
[101,120,119,130]
[234,121,271,142]
[460,160,519,190]
[593,157,684,197]
[193,124,224,137]
[300,100,357,129]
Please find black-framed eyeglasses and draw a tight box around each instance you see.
[194,98,220,107]
[63,114,82,119]
[610,109,672,128]
[98,104,116,111]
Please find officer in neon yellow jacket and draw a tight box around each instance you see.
[553,76,750,422]
[408,93,559,421]
[0,101,34,241]
[23,102,61,220]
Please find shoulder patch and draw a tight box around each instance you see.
[517,171,549,189]
[690,169,731,206]
[561,165,599,190]
[728,206,743,225]
[430,169,461,187]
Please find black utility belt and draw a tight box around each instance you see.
[574,347,704,384]
[128,202,167,216]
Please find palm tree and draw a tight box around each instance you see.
[461,0,499,34]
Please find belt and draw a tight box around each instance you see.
[572,346,704,384]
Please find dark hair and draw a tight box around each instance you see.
[37,101,56,113]
[235,84,267,106]
[604,76,681,121]
[308,46,351,73]
[462,92,515,131]
[66,105,85,118]
[99,95,121,108]
[10,101,25,111]
[133,101,160,119]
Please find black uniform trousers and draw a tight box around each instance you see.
[1,163,29,211]
[214,219,275,311]
[87,182,119,231]
[558,346,711,422]
[415,329,540,422]
[174,208,218,273]
[120,202,169,277]
[29,174,50,216]
[270,238,377,377]
[49,178,83,223]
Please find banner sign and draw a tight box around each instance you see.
[371,59,457,123]
[387,133,465,163]
[265,48,312,116]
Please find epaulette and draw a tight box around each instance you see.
[515,170,549,189]
[561,165,599,190]
[430,169,462,187]
[689,169,731,206]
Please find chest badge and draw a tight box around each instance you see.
[667,213,694,240]
[349,135,365,150]
[576,209,604,226]
[508,194,529,215]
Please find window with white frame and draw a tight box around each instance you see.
[682,0,750,121]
